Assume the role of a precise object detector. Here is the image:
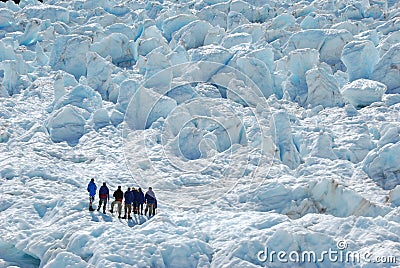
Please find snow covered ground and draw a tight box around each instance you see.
[0,0,400,267]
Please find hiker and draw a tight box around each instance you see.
[123,187,134,219]
[137,188,145,215]
[131,187,138,214]
[87,178,97,211]
[144,187,157,217]
[97,182,109,214]
[110,186,123,218]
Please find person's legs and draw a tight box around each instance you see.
[146,204,154,217]
[139,203,143,215]
[135,202,139,214]
[127,204,132,219]
[110,200,116,213]
[124,204,128,218]
[117,201,122,217]
[89,196,95,211]
[150,204,155,216]
[103,199,107,213]
[97,198,103,211]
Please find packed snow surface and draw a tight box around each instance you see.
[0,0,400,267]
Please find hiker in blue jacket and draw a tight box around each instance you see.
[144,187,157,217]
[123,187,134,219]
[137,188,145,215]
[97,182,109,214]
[87,178,97,211]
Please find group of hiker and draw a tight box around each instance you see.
[87,179,157,219]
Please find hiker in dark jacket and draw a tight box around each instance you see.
[123,187,134,219]
[137,188,145,215]
[132,187,139,214]
[87,178,97,211]
[110,186,123,218]
[144,187,157,217]
[97,182,109,214]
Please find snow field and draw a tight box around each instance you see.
[0,0,400,267]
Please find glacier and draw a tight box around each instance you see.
[0,0,400,267]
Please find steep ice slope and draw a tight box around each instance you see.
[0,0,400,267]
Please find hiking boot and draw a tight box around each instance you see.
[89,206,95,211]
[103,210,106,214]
[97,207,100,211]
[122,215,127,219]
[109,209,114,213]
[128,216,132,220]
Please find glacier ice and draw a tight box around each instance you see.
[0,8,14,29]
[383,94,400,107]
[53,84,102,114]
[49,35,91,79]
[300,13,332,30]
[1,0,400,266]
[235,56,273,98]
[331,21,366,35]
[110,109,124,126]
[116,79,139,113]
[341,40,379,82]
[86,51,113,100]
[18,19,42,46]
[371,43,400,93]
[341,79,387,108]
[197,7,227,31]
[305,67,344,108]
[0,40,16,61]
[137,25,169,57]
[310,133,337,160]
[170,20,212,50]
[284,29,353,70]
[377,31,400,57]
[227,11,250,31]
[189,45,233,65]
[271,111,301,169]
[24,5,69,23]
[165,84,198,105]
[1,60,19,96]
[47,105,86,146]
[221,32,252,48]
[376,17,400,35]
[389,186,400,206]
[91,33,135,67]
[143,51,172,90]
[377,124,400,148]
[92,108,110,130]
[161,14,197,42]
[204,26,226,45]
[363,142,400,190]
[53,72,66,102]
[125,86,177,130]
[34,42,49,66]
[283,48,319,105]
